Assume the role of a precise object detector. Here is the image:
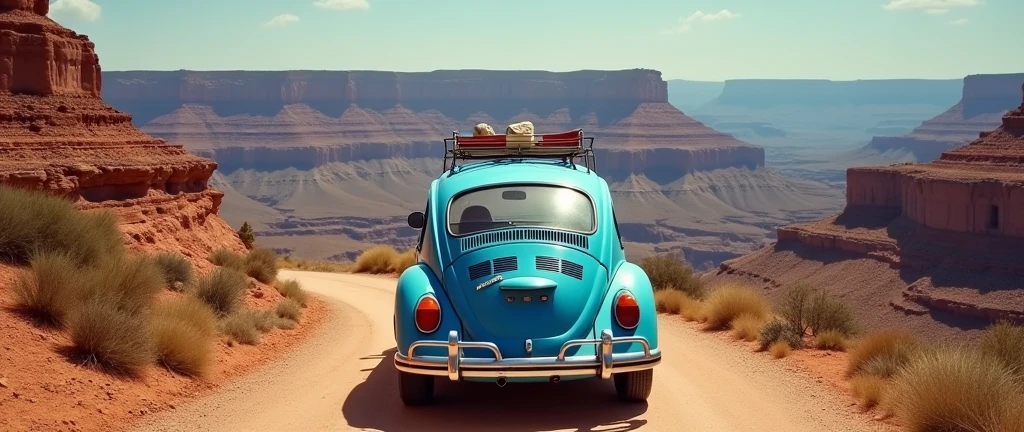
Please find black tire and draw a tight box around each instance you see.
[613,369,653,402]
[399,371,435,406]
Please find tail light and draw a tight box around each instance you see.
[414,296,441,333]
[614,291,640,329]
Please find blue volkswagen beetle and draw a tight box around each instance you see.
[394,128,661,405]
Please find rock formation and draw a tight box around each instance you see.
[0,3,243,258]
[708,83,1024,341]
[864,73,1024,162]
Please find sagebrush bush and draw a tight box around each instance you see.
[276,298,302,323]
[805,290,857,336]
[244,247,279,283]
[849,375,888,409]
[0,184,123,266]
[978,321,1024,383]
[209,248,245,271]
[149,297,217,377]
[702,284,770,330]
[887,345,1024,432]
[352,245,398,274]
[275,279,310,307]
[759,318,803,351]
[68,300,154,375]
[769,341,791,359]
[79,254,164,316]
[190,267,248,317]
[654,289,689,314]
[813,329,849,351]
[846,330,918,377]
[638,254,705,299]
[153,252,193,289]
[731,313,765,342]
[777,283,815,336]
[11,250,82,326]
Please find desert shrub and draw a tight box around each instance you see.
[769,341,791,359]
[702,284,770,330]
[654,289,689,314]
[277,256,352,273]
[153,252,193,289]
[208,248,245,271]
[813,329,849,351]
[276,298,302,323]
[758,317,803,351]
[0,184,123,266]
[679,297,705,322]
[243,247,279,283]
[978,321,1024,383]
[730,313,765,342]
[149,297,217,377]
[11,250,82,326]
[67,300,154,375]
[353,245,398,274]
[638,254,704,299]
[190,267,248,317]
[777,283,815,336]
[390,249,418,275]
[849,375,888,409]
[275,279,310,307]
[219,310,262,345]
[237,222,256,250]
[887,345,1024,432]
[805,290,857,336]
[79,254,164,316]
[276,319,297,330]
[846,330,919,377]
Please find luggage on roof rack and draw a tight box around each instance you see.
[442,127,595,172]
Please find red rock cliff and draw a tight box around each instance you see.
[0,4,244,258]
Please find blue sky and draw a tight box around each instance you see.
[48,0,1023,81]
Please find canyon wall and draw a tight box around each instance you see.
[0,3,244,259]
[710,79,962,109]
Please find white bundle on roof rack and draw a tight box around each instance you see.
[505,121,536,148]
[473,123,495,136]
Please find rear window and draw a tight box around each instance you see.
[447,185,595,236]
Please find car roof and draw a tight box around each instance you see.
[434,159,606,200]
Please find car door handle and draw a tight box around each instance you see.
[498,276,557,291]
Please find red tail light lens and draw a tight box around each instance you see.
[614,292,640,329]
[414,296,441,333]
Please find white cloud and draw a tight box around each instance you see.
[264,14,300,28]
[48,0,101,22]
[882,0,980,13]
[312,0,370,11]
[662,9,739,35]
[949,17,970,25]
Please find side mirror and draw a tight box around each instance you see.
[407,211,425,229]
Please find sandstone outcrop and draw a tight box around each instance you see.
[0,4,243,257]
[708,84,1024,340]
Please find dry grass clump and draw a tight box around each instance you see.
[758,317,803,351]
[731,313,766,342]
[0,184,123,266]
[654,289,690,314]
[849,375,888,409]
[190,267,248,317]
[277,256,352,273]
[79,255,164,315]
[638,254,705,299]
[67,300,155,376]
[769,341,791,359]
[153,252,193,289]
[390,249,417,275]
[679,297,705,322]
[209,248,245,271]
[219,309,276,345]
[11,250,82,326]
[353,245,399,274]
[813,330,849,351]
[846,330,919,378]
[886,345,1024,432]
[275,298,302,323]
[149,297,217,377]
[275,279,310,307]
[244,247,279,283]
[978,321,1024,383]
[701,284,769,330]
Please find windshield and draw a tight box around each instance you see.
[447,185,596,236]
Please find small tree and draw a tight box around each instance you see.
[237,222,255,250]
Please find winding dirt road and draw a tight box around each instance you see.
[131,270,880,432]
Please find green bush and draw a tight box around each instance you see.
[153,252,194,289]
[777,283,815,336]
[244,247,279,283]
[758,318,803,351]
[637,254,705,299]
[190,267,248,317]
[0,184,123,266]
[805,290,857,336]
[237,222,255,250]
[11,250,83,326]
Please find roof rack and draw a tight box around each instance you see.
[442,129,596,172]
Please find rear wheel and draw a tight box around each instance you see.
[399,371,434,406]
[613,369,653,402]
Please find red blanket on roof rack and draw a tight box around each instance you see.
[455,129,583,148]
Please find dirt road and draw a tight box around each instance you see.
[131,270,880,432]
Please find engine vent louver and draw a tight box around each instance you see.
[468,256,517,281]
[535,256,584,280]
[492,256,518,273]
[468,260,492,281]
[461,228,588,252]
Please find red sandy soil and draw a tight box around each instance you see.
[0,264,330,432]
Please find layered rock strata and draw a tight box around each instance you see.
[0,3,243,257]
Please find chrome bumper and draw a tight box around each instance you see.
[394,329,661,381]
